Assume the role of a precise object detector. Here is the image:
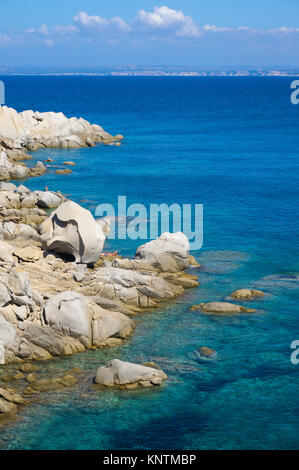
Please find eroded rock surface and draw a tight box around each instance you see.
[40,201,106,264]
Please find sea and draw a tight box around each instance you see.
[0,76,298,450]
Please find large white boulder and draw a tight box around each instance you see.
[43,291,91,347]
[40,200,106,264]
[135,232,190,272]
[95,359,168,387]
[159,232,190,251]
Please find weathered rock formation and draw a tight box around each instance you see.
[40,200,106,264]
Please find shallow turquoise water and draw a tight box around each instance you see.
[0,77,298,449]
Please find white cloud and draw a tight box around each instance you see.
[267,26,299,34]
[0,34,13,45]
[54,24,79,35]
[37,24,50,36]
[44,39,54,46]
[134,6,201,38]
[73,11,130,33]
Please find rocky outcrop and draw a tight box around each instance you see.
[95,359,168,389]
[0,199,196,366]
[0,272,135,363]
[82,266,184,309]
[0,106,118,152]
[40,201,106,264]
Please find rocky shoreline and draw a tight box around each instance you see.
[0,105,266,427]
[0,106,200,425]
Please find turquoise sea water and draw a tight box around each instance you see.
[0,76,298,449]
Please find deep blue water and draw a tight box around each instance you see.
[0,76,298,449]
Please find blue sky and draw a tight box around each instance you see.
[0,1,298,67]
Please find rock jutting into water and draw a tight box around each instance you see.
[95,359,168,389]
[228,288,265,300]
[198,302,256,314]
[0,105,121,181]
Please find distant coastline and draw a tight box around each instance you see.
[1,67,299,77]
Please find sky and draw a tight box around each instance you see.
[0,0,298,68]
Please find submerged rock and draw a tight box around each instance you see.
[55,169,72,175]
[95,359,168,389]
[19,363,38,373]
[25,374,78,393]
[195,347,218,362]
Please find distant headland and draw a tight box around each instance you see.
[0,65,299,77]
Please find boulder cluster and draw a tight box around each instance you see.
[0,181,196,367]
